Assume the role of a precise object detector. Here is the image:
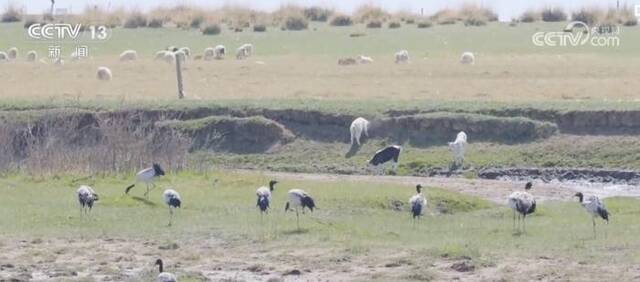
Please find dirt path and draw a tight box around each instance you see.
[243,170,640,204]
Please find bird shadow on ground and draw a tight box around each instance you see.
[131,196,158,207]
[281,228,310,235]
[345,143,361,158]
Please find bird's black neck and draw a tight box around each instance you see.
[157,261,163,273]
[577,194,584,203]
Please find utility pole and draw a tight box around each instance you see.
[174,49,185,99]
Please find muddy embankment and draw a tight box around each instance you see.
[2,106,640,184]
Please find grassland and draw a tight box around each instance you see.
[1,170,639,281]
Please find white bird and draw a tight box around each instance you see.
[155,259,177,282]
[507,182,536,233]
[77,185,99,216]
[256,180,278,214]
[409,184,427,222]
[125,163,166,198]
[575,192,609,238]
[285,189,316,229]
[163,189,182,226]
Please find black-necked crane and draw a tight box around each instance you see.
[507,182,536,233]
[155,259,177,282]
[77,185,99,216]
[575,192,609,238]
[163,189,181,226]
[125,163,166,198]
[409,184,427,226]
[285,189,316,229]
[256,180,278,214]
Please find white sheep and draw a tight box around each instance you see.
[7,47,18,60]
[178,47,191,57]
[236,43,253,60]
[203,47,215,61]
[350,117,370,146]
[357,55,373,64]
[154,50,168,60]
[163,52,176,64]
[96,66,112,81]
[26,50,37,62]
[395,50,409,64]
[214,45,225,60]
[448,131,468,169]
[119,50,138,61]
[460,51,475,65]
[0,52,8,62]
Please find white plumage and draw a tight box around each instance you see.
[163,189,182,226]
[256,180,278,214]
[125,163,166,197]
[349,117,370,146]
[575,192,609,237]
[119,49,138,61]
[409,185,427,222]
[460,51,475,65]
[155,259,177,282]
[285,189,316,229]
[395,50,409,64]
[507,182,536,233]
[77,185,99,215]
[448,131,467,170]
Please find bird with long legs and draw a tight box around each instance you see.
[575,192,609,238]
[409,184,427,227]
[256,180,278,217]
[163,189,181,226]
[124,163,166,198]
[507,182,536,234]
[285,189,316,230]
[155,259,177,282]
[77,185,99,217]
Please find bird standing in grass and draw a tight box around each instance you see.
[77,185,99,216]
[124,163,166,198]
[507,182,536,233]
[575,192,609,238]
[409,184,427,225]
[256,180,278,214]
[163,189,181,226]
[155,259,177,282]
[285,189,316,230]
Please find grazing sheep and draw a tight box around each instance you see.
[214,45,225,60]
[338,57,357,66]
[203,47,215,61]
[0,52,8,62]
[119,50,138,61]
[7,47,18,60]
[178,47,191,57]
[356,55,373,64]
[26,50,37,62]
[163,52,176,64]
[395,50,409,64]
[448,131,467,170]
[236,44,253,60]
[350,117,370,146]
[154,50,167,60]
[96,66,112,81]
[460,52,475,65]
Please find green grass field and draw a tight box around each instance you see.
[1,170,639,280]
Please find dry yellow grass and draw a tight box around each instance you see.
[1,54,639,102]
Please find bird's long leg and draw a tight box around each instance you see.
[296,209,300,230]
[592,216,596,238]
[168,208,173,227]
[523,215,527,234]
[512,210,516,231]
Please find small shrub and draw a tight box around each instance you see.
[541,7,567,22]
[330,15,353,26]
[388,21,401,28]
[234,27,243,32]
[366,20,382,28]
[1,3,21,23]
[202,23,221,35]
[190,15,205,29]
[253,24,267,32]
[520,10,539,22]
[349,32,366,37]
[23,17,38,29]
[354,4,390,23]
[460,5,498,22]
[572,9,601,25]
[405,18,416,24]
[606,6,637,26]
[623,18,638,26]
[431,9,459,25]
[147,18,164,28]
[123,12,147,28]
[303,6,332,22]
[283,15,308,30]
[417,21,432,28]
